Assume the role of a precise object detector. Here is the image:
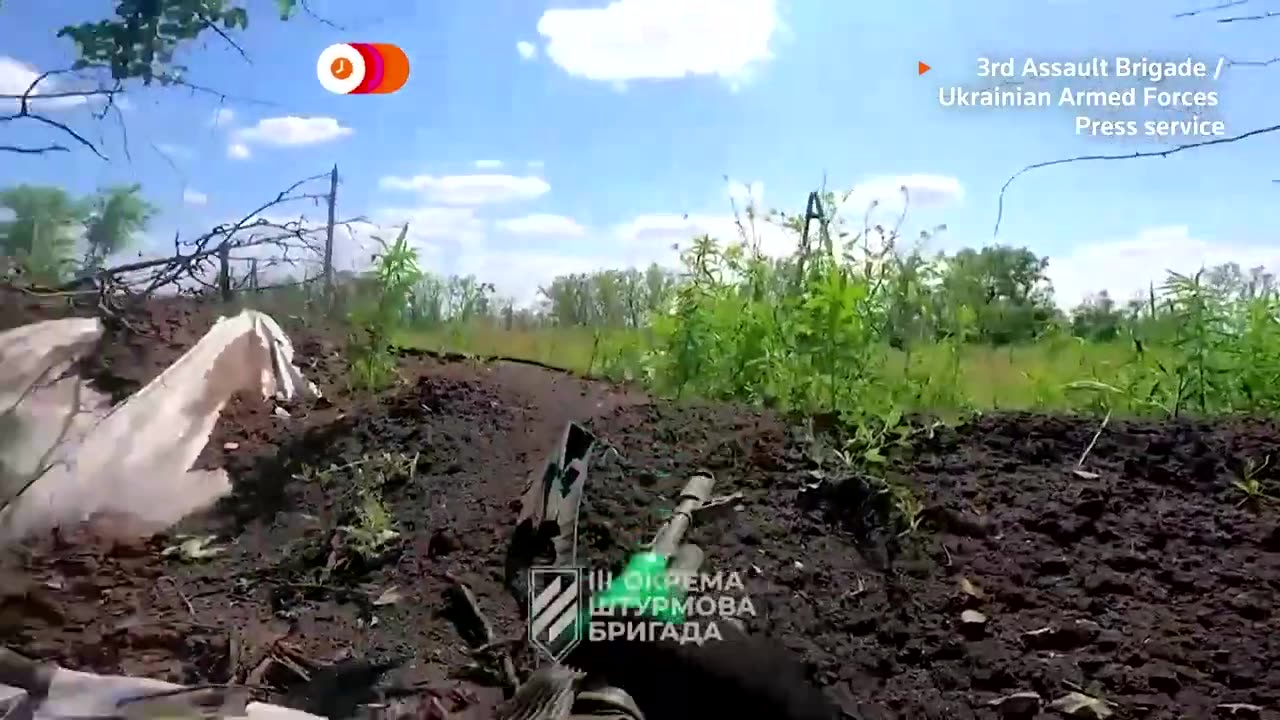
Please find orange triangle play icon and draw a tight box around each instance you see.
[918,61,931,76]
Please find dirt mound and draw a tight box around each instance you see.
[575,406,1280,719]
[0,518,230,683]
[2,296,1278,719]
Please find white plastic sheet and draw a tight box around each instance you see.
[0,310,320,544]
[0,664,323,720]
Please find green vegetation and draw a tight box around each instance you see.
[372,191,1280,427]
[337,189,1276,531]
[288,451,417,576]
[6,176,1275,432]
[58,0,299,83]
[345,224,424,391]
[0,184,154,283]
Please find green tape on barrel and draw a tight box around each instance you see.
[591,551,686,623]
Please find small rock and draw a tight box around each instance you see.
[223,441,239,450]
[1126,694,1166,713]
[959,610,988,638]
[1263,525,1280,552]
[1023,620,1102,651]
[1084,571,1133,596]
[427,528,460,558]
[1217,703,1263,719]
[1073,496,1107,519]
[1049,691,1113,719]
[1144,662,1182,694]
[959,577,985,601]
[927,506,991,537]
[1094,628,1125,651]
[274,406,291,419]
[988,691,1042,718]
[1038,556,1072,576]
[1228,591,1270,621]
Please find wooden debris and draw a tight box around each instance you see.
[444,573,519,693]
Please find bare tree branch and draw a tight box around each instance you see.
[299,0,345,30]
[1226,56,1280,68]
[158,74,280,108]
[198,15,253,63]
[0,172,347,305]
[1173,0,1250,19]
[0,143,69,154]
[1,63,282,161]
[1172,0,1280,22]
[0,67,123,160]
[1217,9,1280,22]
[994,123,1280,236]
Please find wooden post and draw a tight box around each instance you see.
[323,164,338,308]
[218,242,232,302]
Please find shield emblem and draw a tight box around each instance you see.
[528,566,584,662]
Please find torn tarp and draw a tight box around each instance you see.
[0,311,320,545]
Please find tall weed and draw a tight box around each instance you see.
[347,224,422,391]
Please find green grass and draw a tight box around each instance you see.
[395,322,1175,413]
[395,324,632,375]
[352,192,1279,432]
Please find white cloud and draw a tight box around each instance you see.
[335,175,959,307]
[836,175,964,232]
[212,107,236,127]
[1046,225,1280,309]
[335,220,446,272]
[496,214,587,237]
[377,173,550,205]
[535,0,779,84]
[527,160,545,169]
[456,210,795,305]
[455,247,610,304]
[370,206,487,246]
[843,174,963,214]
[474,159,504,169]
[227,142,251,160]
[613,210,795,260]
[383,174,959,306]
[0,56,88,111]
[182,188,208,206]
[516,41,538,61]
[232,116,353,147]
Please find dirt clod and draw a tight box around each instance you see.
[988,691,1042,719]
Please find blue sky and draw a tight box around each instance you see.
[2,0,1279,306]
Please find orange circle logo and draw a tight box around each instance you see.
[330,57,353,80]
[316,43,411,95]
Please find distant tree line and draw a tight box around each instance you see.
[0,184,155,283]
[6,181,1274,350]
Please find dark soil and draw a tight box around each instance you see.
[2,294,1278,719]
